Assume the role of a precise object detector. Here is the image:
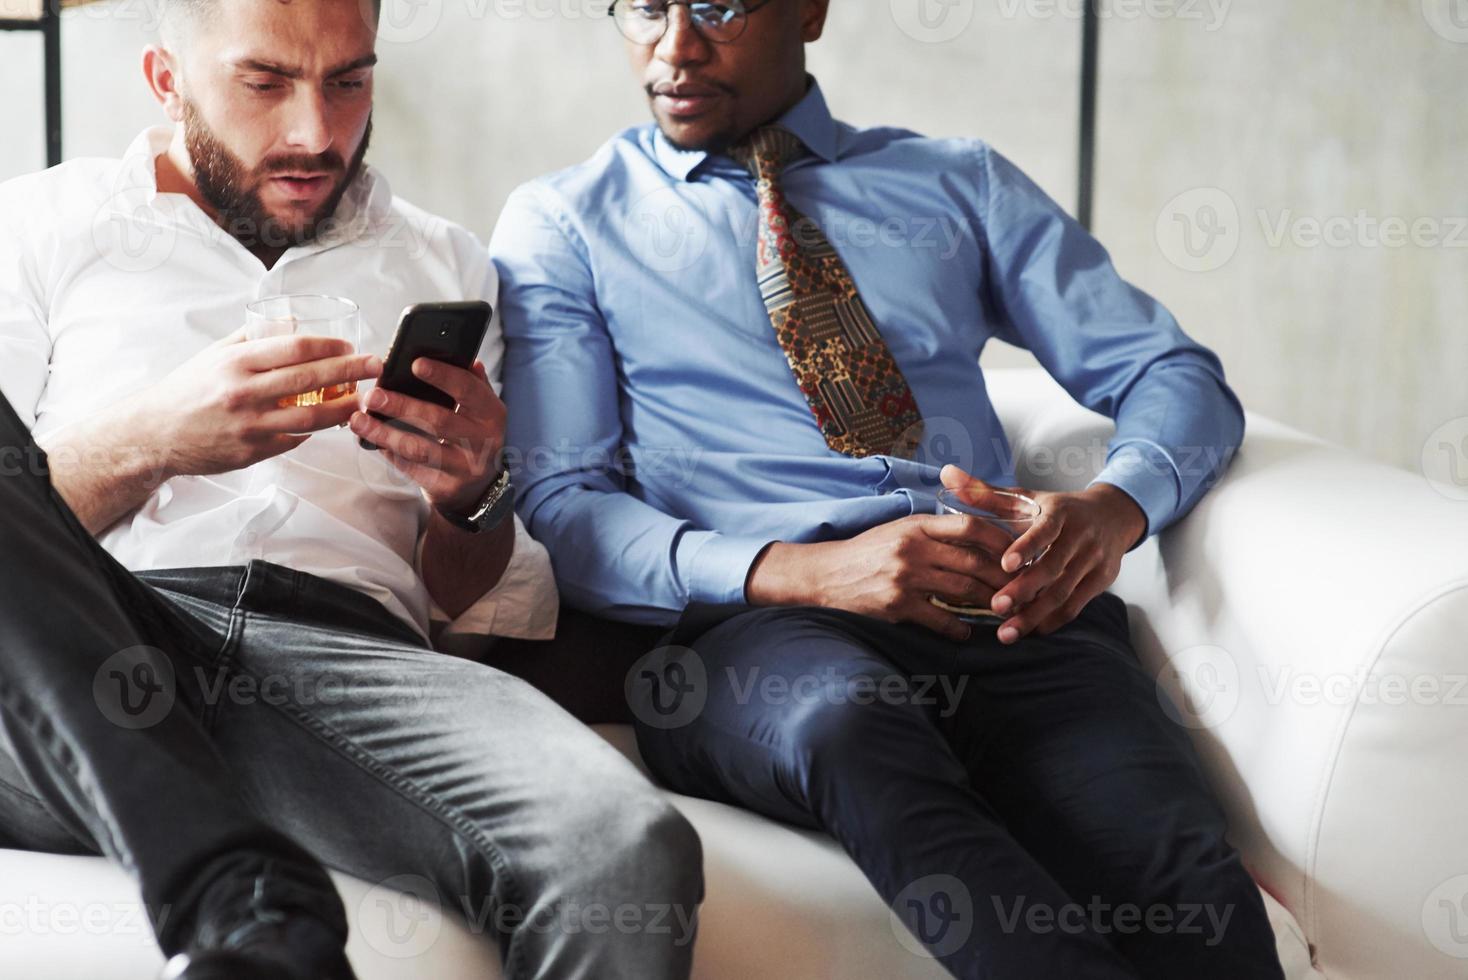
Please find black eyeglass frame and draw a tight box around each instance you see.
[606,0,779,45]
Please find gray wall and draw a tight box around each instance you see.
[2,0,1463,478]
[1092,0,1468,485]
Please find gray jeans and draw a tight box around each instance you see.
[0,393,701,979]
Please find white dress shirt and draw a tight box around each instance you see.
[0,127,558,642]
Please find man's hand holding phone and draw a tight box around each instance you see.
[348,358,507,516]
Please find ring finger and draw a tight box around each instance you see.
[350,411,464,470]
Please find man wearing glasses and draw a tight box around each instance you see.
[494,1,1286,977]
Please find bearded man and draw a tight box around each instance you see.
[0,1,702,978]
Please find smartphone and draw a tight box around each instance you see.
[359,300,493,451]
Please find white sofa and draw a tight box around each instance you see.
[4,367,1464,979]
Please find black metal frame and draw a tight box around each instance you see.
[606,0,779,46]
[1077,0,1100,230]
[1,0,62,168]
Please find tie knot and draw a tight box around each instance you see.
[729,127,809,181]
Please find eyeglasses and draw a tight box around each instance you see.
[607,0,777,46]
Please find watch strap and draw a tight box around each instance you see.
[439,468,513,534]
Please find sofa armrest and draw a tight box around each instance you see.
[984,368,1468,980]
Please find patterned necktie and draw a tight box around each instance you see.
[730,127,925,459]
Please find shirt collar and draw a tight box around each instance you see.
[118,126,171,199]
[652,76,840,182]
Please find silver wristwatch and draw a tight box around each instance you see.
[438,468,514,534]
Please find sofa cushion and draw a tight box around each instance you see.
[0,727,1322,980]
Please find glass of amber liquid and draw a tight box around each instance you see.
[929,486,1044,624]
[244,295,362,408]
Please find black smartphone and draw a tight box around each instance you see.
[359,300,493,451]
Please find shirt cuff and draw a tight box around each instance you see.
[677,530,779,607]
[1087,440,1181,551]
[429,514,560,642]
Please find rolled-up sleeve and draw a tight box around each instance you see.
[975,143,1245,545]
[431,513,559,642]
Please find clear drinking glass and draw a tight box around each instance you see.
[243,294,362,408]
[929,486,1043,623]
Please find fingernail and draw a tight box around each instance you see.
[992,595,1012,614]
[1003,553,1021,573]
[367,389,387,410]
[998,626,1019,644]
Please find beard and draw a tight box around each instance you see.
[182,98,372,251]
[658,120,739,156]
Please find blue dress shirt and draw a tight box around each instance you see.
[491,80,1245,626]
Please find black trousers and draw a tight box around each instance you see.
[630,596,1287,979]
[0,389,703,977]
[0,392,346,955]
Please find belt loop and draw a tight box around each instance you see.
[232,561,254,612]
[289,567,307,620]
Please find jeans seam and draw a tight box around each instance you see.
[0,679,121,861]
[0,770,48,810]
[198,600,248,734]
[223,658,531,980]
[149,591,243,671]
